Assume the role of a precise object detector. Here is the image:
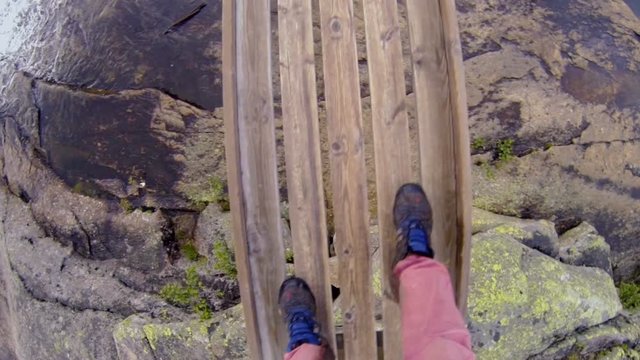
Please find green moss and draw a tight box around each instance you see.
[186,176,230,212]
[72,181,100,197]
[194,299,212,320]
[215,290,225,298]
[567,353,580,360]
[480,161,496,180]
[159,266,212,321]
[175,228,189,242]
[213,241,237,279]
[120,198,134,213]
[180,243,201,262]
[472,137,487,151]
[159,283,196,307]
[619,282,640,311]
[284,248,294,263]
[497,138,515,163]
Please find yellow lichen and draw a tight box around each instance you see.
[372,268,383,298]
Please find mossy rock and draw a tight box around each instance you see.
[472,207,559,257]
[559,222,613,275]
[468,230,622,359]
[113,305,248,360]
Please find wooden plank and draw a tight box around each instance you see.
[318,1,377,358]
[360,0,412,358]
[439,0,472,312]
[405,0,471,309]
[222,1,287,359]
[276,0,337,354]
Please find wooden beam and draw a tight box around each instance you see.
[361,0,412,358]
[222,1,287,359]
[439,0,472,312]
[405,0,472,309]
[318,1,377,358]
[276,0,337,354]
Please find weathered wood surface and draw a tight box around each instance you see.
[222,1,286,359]
[405,0,472,309]
[318,0,377,358]
[361,0,412,358]
[277,0,337,355]
[440,0,473,312]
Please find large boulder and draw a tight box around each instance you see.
[0,187,123,360]
[472,207,559,257]
[531,312,640,359]
[113,304,248,360]
[559,222,613,276]
[462,0,640,281]
[468,228,622,359]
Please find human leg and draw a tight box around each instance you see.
[392,183,474,359]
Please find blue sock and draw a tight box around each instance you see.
[286,306,321,352]
[407,220,434,258]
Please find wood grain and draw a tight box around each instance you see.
[277,0,337,354]
[361,0,412,358]
[439,0,473,312]
[222,1,287,358]
[318,1,377,358]
[405,0,472,309]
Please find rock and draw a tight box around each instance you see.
[113,304,248,360]
[0,185,179,314]
[6,1,224,111]
[113,315,155,360]
[33,80,227,210]
[596,346,640,360]
[0,191,123,360]
[15,293,121,360]
[461,0,640,281]
[530,313,640,359]
[468,228,622,359]
[194,204,233,257]
[472,143,640,282]
[1,114,171,272]
[194,203,291,264]
[472,207,560,257]
[559,222,613,275]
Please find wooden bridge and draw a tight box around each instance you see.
[222,0,471,358]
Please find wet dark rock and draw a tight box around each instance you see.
[33,79,227,210]
[11,0,223,111]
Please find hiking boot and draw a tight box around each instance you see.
[278,277,321,352]
[392,183,434,269]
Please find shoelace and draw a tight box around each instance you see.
[286,306,321,352]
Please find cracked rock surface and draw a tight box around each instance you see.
[0,0,639,359]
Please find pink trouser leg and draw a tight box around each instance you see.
[284,343,325,360]
[394,255,475,360]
